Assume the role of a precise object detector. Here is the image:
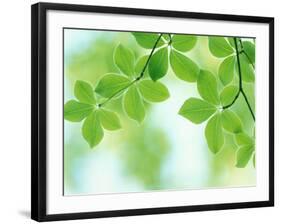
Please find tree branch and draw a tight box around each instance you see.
[239,39,255,69]
[223,37,255,121]
[99,34,163,107]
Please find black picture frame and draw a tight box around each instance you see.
[31,2,274,222]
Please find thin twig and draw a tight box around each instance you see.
[223,37,255,121]
[99,34,163,107]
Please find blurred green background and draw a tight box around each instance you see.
[63,29,255,196]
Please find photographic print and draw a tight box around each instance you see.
[63,29,256,196]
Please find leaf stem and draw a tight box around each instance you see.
[137,34,163,79]
[99,34,163,107]
[223,37,255,121]
[98,80,137,107]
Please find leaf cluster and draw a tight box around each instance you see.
[64,32,255,168]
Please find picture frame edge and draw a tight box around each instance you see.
[31,2,274,222]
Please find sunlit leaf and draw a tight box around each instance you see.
[205,113,224,154]
[170,50,199,82]
[82,111,104,148]
[95,73,131,98]
[123,85,145,123]
[74,80,96,104]
[162,34,171,42]
[179,98,217,124]
[243,41,255,64]
[218,55,235,85]
[197,70,220,105]
[132,32,164,49]
[236,144,254,168]
[238,54,255,82]
[135,55,149,77]
[64,100,94,122]
[221,109,243,133]
[138,79,169,102]
[98,109,121,130]
[208,37,234,58]
[148,47,168,81]
[220,85,239,107]
[227,37,235,48]
[114,44,135,76]
[171,34,197,52]
[235,132,254,146]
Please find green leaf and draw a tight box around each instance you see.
[162,34,171,42]
[253,153,256,168]
[205,113,224,154]
[238,54,255,82]
[243,41,255,64]
[95,74,131,98]
[227,37,235,48]
[123,85,145,123]
[236,144,254,168]
[170,50,199,82]
[132,32,164,49]
[235,133,254,146]
[221,109,243,133]
[171,34,197,52]
[135,55,149,77]
[82,111,104,148]
[197,70,220,105]
[114,44,135,76]
[179,98,217,124]
[74,80,96,104]
[98,109,121,131]
[148,47,168,81]
[64,100,94,122]
[208,37,234,58]
[138,79,170,102]
[218,55,235,85]
[220,85,239,107]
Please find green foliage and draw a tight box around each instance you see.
[208,37,234,57]
[138,80,170,102]
[82,111,104,148]
[135,55,149,77]
[148,47,168,81]
[95,73,131,98]
[220,85,239,107]
[235,133,255,168]
[221,110,243,133]
[235,132,254,145]
[64,100,94,122]
[114,44,135,76]
[218,56,235,85]
[197,70,220,105]
[235,132,255,167]
[205,113,224,154]
[98,109,121,130]
[227,37,235,48]
[123,85,146,123]
[178,98,216,124]
[171,34,197,52]
[236,144,254,168]
[243,41,255,64]
[65,31,256,169]
[132,32,164,49]
[74,80,96,104]
[170,50,199,82]
[239,54,255,82]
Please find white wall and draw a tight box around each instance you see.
[0,0,279,223]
